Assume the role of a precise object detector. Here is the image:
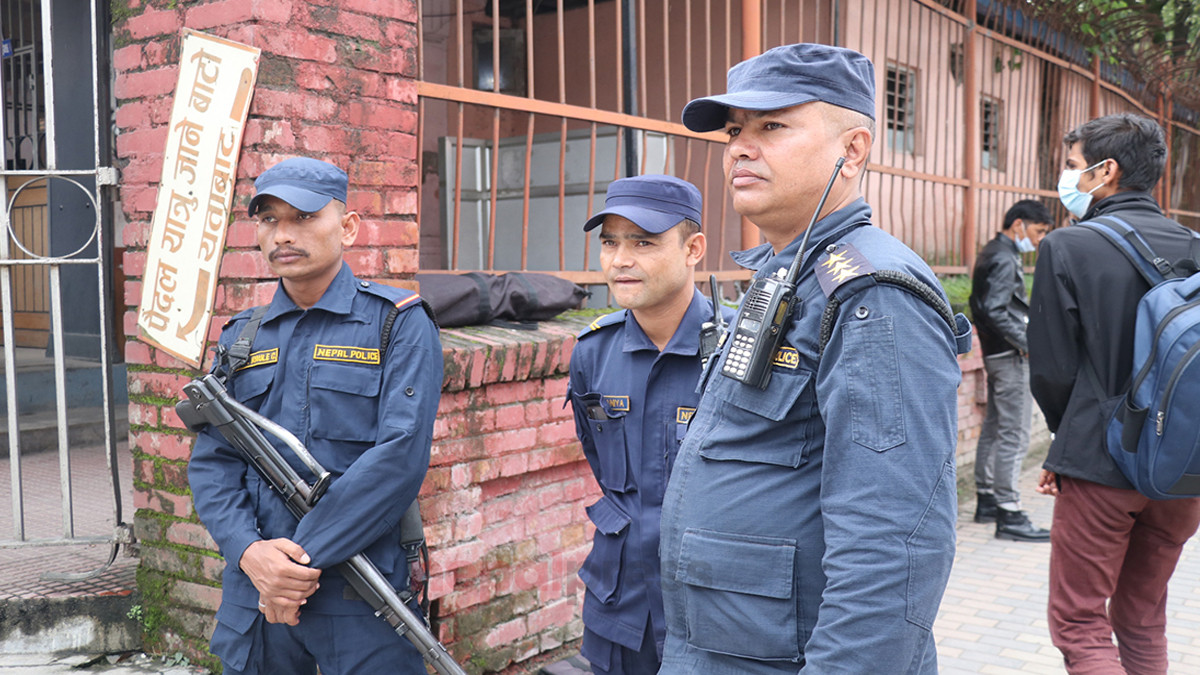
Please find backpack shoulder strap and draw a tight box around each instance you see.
[215,304,270,381]
[1079,215,1172,284]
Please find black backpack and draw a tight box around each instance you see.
[415,272,588,328]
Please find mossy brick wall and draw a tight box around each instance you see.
[423,322,597,671]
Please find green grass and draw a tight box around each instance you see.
[939,274,973,319]
[937,273,1034,322]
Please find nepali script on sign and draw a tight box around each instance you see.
[137,29,260,367]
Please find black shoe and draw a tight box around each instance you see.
[995,509,1051,542]
[974,492,998,523]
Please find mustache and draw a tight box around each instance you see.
[268,246,308,262]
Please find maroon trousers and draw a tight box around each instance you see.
[1048,476,1200,674]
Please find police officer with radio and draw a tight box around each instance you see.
[658,44,970,673]
[187,157,443,674]
[568,175,733,674]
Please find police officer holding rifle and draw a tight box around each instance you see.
[185,157,449,675]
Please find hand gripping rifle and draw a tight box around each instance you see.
[177,374,467,675]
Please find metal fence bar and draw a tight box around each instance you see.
[521,113,533,269]
[415,83,726,141]
[556,0,567,270]
[47,264,72,537]
[2,263,23,541]
[37,0,54,171]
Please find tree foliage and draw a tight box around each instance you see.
[1004,0,1200,109]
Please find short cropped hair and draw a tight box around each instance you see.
[1064,113,1166,192]
[1002,199,1052,230]
[824,103,876,137]
[676,218,701,241]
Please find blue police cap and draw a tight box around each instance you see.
[248,157,348,216]
[682,43,876,133]
[583,174,703,233]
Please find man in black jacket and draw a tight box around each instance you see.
[1029,113,1200,674]
[969,200,1051,541]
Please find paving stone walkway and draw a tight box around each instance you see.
[934,466,1200,674]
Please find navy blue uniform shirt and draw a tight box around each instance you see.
[568,289,734,662]
[659,199,964,674]
[189,263,443,626]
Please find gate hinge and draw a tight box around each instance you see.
[114,522,135,544]
[96,167,120,186]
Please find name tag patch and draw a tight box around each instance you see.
[676,407,696,424]
[602,395,630,413]
[313,344,381,365]
[239,348,277,370]
[772,346,800,369]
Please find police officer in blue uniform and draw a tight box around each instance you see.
[568,175,733,674]
[188,158,443,674]
[658,44,970,673]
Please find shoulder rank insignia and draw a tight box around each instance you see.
[577,310,627,339]
[816,243,877,297]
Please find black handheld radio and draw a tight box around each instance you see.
[721,157,846,389]
[698,274,727,367]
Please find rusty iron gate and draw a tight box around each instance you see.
[0,0,128,580]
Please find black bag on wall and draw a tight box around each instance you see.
[415,272,589,328]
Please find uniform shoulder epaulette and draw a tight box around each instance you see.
[577,309,627,339]
[813,241,969,356]
[815,242,878,298]
[357,279,436,323]
[357,279,415,305]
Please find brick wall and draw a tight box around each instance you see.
[426,322,597,670]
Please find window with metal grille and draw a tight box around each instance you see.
[885,63,916,154]
[2,1,46,171]
[981,96,1004,171]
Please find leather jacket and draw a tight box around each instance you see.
[970,233,1027,356]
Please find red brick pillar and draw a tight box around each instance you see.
[114,0,422,664]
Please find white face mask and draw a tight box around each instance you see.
[1016,236,1036,253]
[1057,160,1109,218]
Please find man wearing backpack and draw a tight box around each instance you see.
[1029,113,1200,674]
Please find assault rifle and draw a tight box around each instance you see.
[177,374,467,675]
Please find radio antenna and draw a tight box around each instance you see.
[784,156,845,283]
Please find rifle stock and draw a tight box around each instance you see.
[179,375,467,675]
